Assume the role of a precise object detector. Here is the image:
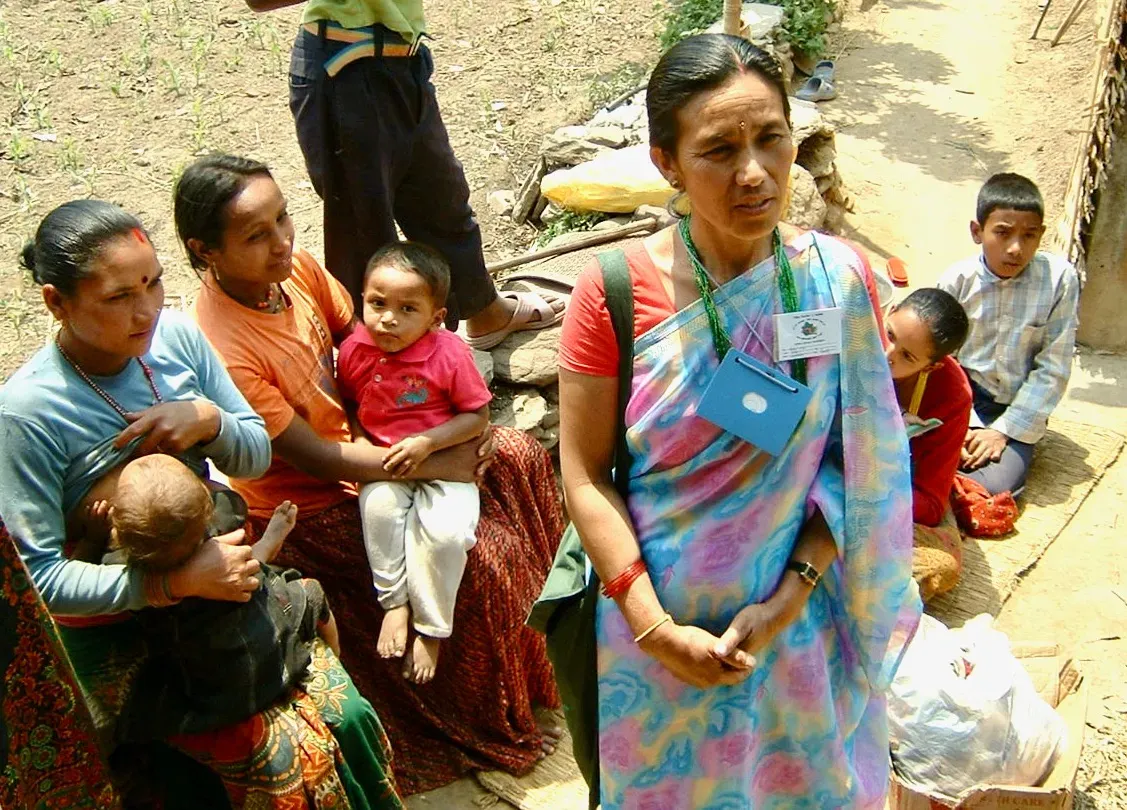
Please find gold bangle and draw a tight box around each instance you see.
[634,613,672,644]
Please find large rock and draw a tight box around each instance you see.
[487,190,515,217]
[789,98,834,147]
[473,349,494,386]
[490,386,560,451]
[586,126,628,148]
[783,163,827,230]
[512,157,547,225]
[797,132,836,179]
[591,104,646,131]
[704,3,785,40]
[490,328,561,387]
[541,125,626,166]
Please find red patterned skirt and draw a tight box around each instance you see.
[0,523,119,810]
[254,427,564,795]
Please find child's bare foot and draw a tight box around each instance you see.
[403,634,441,684]
[378,605,410,658]
[252,500,298,564]
[538,718,564,755]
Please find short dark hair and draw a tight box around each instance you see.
[174,153,274,271]
[976,173,1044,226]
[647,33,790,154]
[21,200,147,296]
[365,241,451,306]
[896,288,970,361]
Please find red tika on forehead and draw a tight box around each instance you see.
[132,227,148,244]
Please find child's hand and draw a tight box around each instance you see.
[963,428,1007,470]
[384,436,434,476]
[85,499,113,527]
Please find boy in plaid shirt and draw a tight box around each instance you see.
[937,173,1080,496]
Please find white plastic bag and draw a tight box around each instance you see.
[888,614,1068,804]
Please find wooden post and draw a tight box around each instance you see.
[1051,0,1090,45]
[723,0,743,36]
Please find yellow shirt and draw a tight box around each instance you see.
[302,0,425,43]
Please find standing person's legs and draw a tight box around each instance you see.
[402,481,480,683]
[383,46,565,337]
[358,481,416,658]
[289,29,411,311]
[391,47,494,326]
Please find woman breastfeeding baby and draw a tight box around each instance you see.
[0,200,402,808]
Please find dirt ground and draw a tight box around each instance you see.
[0,0,660,381]
[1,0,1123,806]
[830,0,1098,288]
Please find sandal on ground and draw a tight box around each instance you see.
[463,288,569,351]
[795,75,838,102]
[887,256,910,287]
[813,59,836,81]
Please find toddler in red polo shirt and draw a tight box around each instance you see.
[337,241,492,684]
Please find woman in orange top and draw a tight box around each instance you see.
[179,153,564,795]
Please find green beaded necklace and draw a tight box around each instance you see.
[678,215,806,385]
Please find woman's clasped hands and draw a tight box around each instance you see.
[639,599,796,689]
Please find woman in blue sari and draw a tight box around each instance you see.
[559,36,921,808]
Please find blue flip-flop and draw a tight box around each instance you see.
[796,75,837,102]
[813,59,836,81]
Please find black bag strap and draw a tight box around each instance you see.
[596,248,635,503]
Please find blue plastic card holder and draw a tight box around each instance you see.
[696,348,813,456]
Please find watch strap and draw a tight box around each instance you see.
[786,560,822,587]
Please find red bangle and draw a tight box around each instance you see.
[601,559,647,599]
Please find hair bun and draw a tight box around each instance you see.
[19,240,39,280]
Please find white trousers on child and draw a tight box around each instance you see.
[358,480,479,638]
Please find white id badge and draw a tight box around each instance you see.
[774,307,843,362]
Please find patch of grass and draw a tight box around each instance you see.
[4,131,32,164]
[58,138,82,172]
[86,3,115,31]
[588,61,649,111]
[781,0,835,57]
[190,98,209,153]
[659,0,835,57]
[162,59,184,96]
[660,0,722,49]
[535,209,608,247]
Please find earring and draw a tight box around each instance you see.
[666,190,689,220]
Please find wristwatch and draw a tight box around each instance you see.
[786,560,822,588]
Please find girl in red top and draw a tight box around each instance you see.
[884,288,972,599]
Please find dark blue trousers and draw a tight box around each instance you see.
[289,26,495,325]
[965,379,1037,496]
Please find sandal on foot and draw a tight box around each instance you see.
[463,288,568,351]
[796,75,837,102]
[499,269,575,294]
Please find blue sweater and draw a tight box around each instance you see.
[0,311,271,616]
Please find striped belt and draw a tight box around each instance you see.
[302,21,421,77]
